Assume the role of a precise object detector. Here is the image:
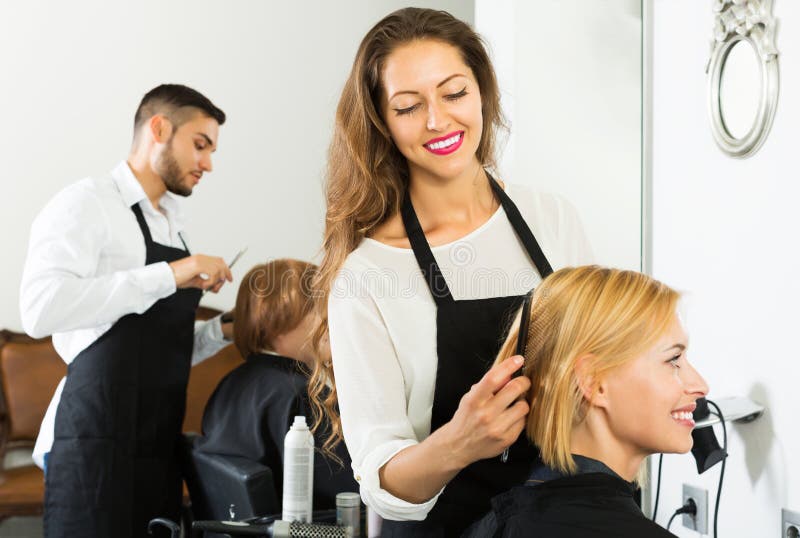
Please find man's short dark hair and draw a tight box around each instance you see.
[133,84,226,138]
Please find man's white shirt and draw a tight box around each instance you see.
[20,160,229,468]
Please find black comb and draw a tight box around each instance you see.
[515,289,534,360]
[500,289,534,463]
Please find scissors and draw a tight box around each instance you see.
[501,289,534,463]
[202,246,248,295]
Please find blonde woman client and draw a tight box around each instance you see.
[467,266,708,537]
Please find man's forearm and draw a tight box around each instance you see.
[20,263,175,338]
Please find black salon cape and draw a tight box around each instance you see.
[193,353,358,509]
[464,472,676,538]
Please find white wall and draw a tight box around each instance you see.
[0,0,474,330]
[476,0,643,271]
[651,1,800,536]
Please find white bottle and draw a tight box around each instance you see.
[282,415,314,522]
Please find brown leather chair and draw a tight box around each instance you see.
[0,309,243,522]
[0,330,64,520]
[184,307,244,434]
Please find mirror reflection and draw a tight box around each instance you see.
[720,39,762,140]
[1,1,643,537]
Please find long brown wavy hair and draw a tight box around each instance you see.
[309,7,507,455]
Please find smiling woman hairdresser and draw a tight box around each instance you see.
[309,8,592,536]
[467,266,708,537]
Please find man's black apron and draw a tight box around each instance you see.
[382,176,553,537]
[44,203,202,538]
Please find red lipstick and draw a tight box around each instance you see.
[424,131,464,155]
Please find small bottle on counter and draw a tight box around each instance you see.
[282,416,314,522]
[336,492,361,537]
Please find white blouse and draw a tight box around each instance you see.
[327,183,594,521]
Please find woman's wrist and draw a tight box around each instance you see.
[378,430,466,504]
[426,420,472,474]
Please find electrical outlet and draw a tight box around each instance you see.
[783,508,800,537]
[682,484,708,534]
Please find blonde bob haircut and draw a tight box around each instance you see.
[495,265,680,476]
[233,259,318,358]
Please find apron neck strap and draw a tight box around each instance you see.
[177,232,190,253]
[400,173,554,306]
[130,203,191,254]
[488,178,554,278]
[130,203,154,247]
[400,187,454,306]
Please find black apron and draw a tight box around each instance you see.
[44,203,202,538]
[382,176,553,537]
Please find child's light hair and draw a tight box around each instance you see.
[233,259,317,358]
[496,266,679,479]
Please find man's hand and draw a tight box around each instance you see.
[169,255,233,293]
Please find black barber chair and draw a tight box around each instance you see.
[163,436,354,538]
[181,433,279,535]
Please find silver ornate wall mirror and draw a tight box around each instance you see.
[720,38,761,139]
[707,0,779,158]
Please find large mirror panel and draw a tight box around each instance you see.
[477,0,644,271]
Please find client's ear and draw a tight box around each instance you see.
[575,354,607,408]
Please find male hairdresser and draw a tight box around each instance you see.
[20,84,233,538]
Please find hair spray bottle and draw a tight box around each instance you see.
[282,416,314,522]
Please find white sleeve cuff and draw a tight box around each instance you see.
[135,261,177,306]
[356,439,444,521]
[207,314,226,341]
[191,315,230,365]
